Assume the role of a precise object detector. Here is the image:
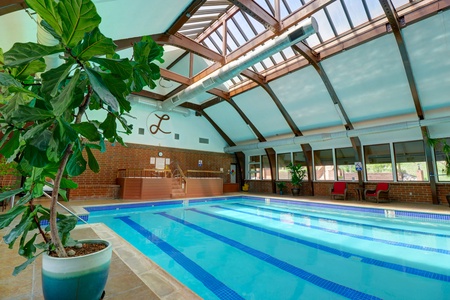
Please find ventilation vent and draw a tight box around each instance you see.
[138,128,145,135]
[171,95,181,104]
[174,133,180,140]
[202,78,215,88]
[199,137,209,144]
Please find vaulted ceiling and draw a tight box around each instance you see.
[1,0,450,153]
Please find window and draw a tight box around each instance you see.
[314,149,335,181]
[335,147,358,181]
[364,144,393,181]
[394,140,428,182]
[262,155,272,180]
[277,153,291,180]
[293,151,308,180]
[248,155,271,180]
[248,155,261,180]
[434,138,450,182]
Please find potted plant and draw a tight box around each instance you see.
[276,181,286,195]
[286,163,306,196]
[426,136,450,206]
[0,0,163,298]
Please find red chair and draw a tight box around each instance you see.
[364,183,390,203]
[330,182,347,200]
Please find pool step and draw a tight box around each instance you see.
[171,178,185,198]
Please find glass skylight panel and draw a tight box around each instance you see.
[262,57,275,68]
[364,0,384,19]
[391,0,410,9]
[282,47,295,59]
[343,0,369,27]
[284,0,302,12]
[203,37,221,53]
[226,32,239,51]
[326,1,351,35]
[272,52,285,64]
[255,0,274,16]
[245,13,266,34]
[280,1,290,19]
[209,31,223,53]
[227,19,247,45]
[253,62,265,72]
[305,34,320,48]
[233,12,257,39]
[312,9,335,42]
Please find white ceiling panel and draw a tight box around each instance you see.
[322,34,415,124]
[234,87,290,138]
[0,10,37,51]
[269,66,343,131]
[204,102,256,143]
[94,0,192,39]
[403,11,450,119]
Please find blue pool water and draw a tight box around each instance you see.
[86,196,450,299]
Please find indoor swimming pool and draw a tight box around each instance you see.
[85,196,450,300]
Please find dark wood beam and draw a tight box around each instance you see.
[160,68,191,85]
[166,0,207,34]
[241,69,303,136]
[379,0,424,119]
[228,0,280,32]
[132,90,165,101]
[0,0,26,16]
[115,33,224,63]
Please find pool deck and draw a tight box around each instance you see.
[1,193,450,299]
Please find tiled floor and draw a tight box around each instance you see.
[1,194,449,299]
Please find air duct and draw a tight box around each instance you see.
[161,17,318,111]
[223,116,450,153]
[128,95,191,117]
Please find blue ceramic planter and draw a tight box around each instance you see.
[42,239,112,300]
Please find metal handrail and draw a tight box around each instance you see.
[43,191,89,225]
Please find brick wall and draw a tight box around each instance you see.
[70,142,236,200]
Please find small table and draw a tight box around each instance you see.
[355,187,365,201]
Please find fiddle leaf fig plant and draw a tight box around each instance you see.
[0,0,163,275]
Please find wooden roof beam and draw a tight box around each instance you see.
[228,0,281,32]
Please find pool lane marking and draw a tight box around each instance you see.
[191,207,450,283]
[156,212,381,300]
[116,216,244,300]
[236,202,450,239]
[222,203,450,255]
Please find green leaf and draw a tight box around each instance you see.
[3,42,63,67]
[141,36,164,64]
[0,198,26,228]
[71,122,101,141]
[41,58,75,98]
[21,233,38,258]
[22,120,54,142]
[11,59,46,81]
[11,106,55,123]
[85,146,99,173]
[90,57,132,80]
[58,0,101,48]
[60,177,78,189]
[50,69,80,116]
[66,150,86,176]
[0,72,22,88]
[12,255,39,276]
[0,131,20,159]
[73,27,116,60]
[101,73,131,112]
[99,113,116,140]
[56,117,78,144]
[85,68,119,111]
[26,0,63,37]
[3,207,32,244]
